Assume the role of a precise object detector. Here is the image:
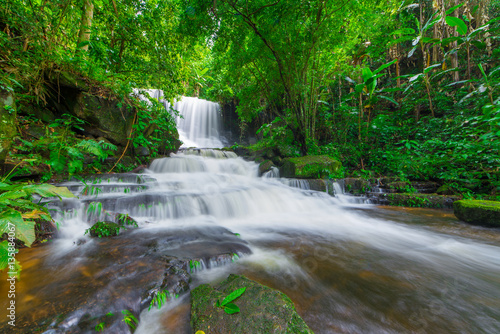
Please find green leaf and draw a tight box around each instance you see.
[354,83,365,94]
[424,63,442,74]
[379,95,399,106]
[0,209,36,246]
[446,3,465,15]
[362,67,374,83]
[0,190,27,202]
[445,16,468,36]
[223,303,240,314]
[221,287,246,306]
[408,45,418,58]
[373,59,397,75]
[23,184,75,199]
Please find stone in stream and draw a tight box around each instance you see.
[453,199,500,227]
[191,274,314,334]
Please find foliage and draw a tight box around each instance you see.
[121,309,138,330]
[85,221,122,238]
[216,287,246,315]
[131,92,179,157]
[12,114,117,179]
[0,164,74,271]
[148,290,170,311]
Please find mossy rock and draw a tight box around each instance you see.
[191,274,313,334]
[372,193,459,209]
[453,200,500,227]
[259,160,275,176]
[282,155,341,179]
[87,221,122,238]
[436,184,456,195]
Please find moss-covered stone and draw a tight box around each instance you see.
[453,200,500,227]
[282,155,341,179]
[0,90,17,173]
[191,274,313,334]
[343,178,371,195]
[87,221,122,238]
[371,193,459,209]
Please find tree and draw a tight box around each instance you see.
[183,0,399,154]
[77,0,94,53]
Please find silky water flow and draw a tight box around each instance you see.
[1,96,499,334]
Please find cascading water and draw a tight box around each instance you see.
[137,89,225,148]
[2,98,500,334]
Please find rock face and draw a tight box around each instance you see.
[46,70,180,151]
[191,274,313,334]
[453,200,500,227]
[282,155,341,179]
[48,73,136,147]
[0,90,17,172]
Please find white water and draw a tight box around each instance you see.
[134,89,225,148]
[43,96,500,333]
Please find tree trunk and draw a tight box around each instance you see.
[77,0,94,52]
[450,0,460,82]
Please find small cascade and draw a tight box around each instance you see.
[331,179,371,204]
[261,167,310,190]
[263,166,280,178]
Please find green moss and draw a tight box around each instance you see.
[191,274,313,334]
[453,200,500,227]
[282,155,342,179]
[381,193,459,209]
[86,221,122,238]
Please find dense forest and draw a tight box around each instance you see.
[0,0,499,253]
[1,1,500,333]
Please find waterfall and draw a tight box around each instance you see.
[135,90,225,148]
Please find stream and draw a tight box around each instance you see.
[1,96,500,334]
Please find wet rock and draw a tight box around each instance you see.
[453,200,500,227]
[306,179,328,192]
[282,155,341,179]
[259,160,275,176]
[191,274,313,334]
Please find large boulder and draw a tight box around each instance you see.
[191,274,313,334]
[453,200,500,227]
[282,155,341,179]
[0,90,17,173]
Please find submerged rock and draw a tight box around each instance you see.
[282,155,341,179]
[191,274,313,334]
[453,200,500,227]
